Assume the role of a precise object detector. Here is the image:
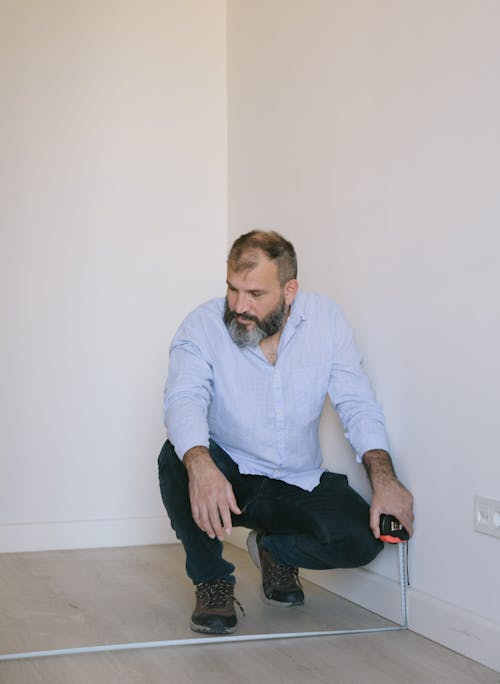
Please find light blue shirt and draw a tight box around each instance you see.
[164,292,389,491]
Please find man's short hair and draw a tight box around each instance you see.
[228,230,297,286]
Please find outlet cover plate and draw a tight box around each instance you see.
[473,495,500,539]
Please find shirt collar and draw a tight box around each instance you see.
[288,292,307,326]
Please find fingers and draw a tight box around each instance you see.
[226,484,242,516]
[191,498,227,541]
[398,507,415,537]
[203,485,242,541]
[189,480,241,542]
[201,501,229,542]
[369,505,382,539]
[370,483,415,539]
[393,490,414,537]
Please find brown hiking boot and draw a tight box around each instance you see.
[191,578,243,634]
[247,531,304,606]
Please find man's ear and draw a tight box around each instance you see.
[284,279,299,306]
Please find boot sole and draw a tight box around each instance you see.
[190,620,238,634]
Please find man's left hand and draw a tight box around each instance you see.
[362,449,414,539]
[369,477,414,539]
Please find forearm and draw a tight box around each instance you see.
[184,445,213,472]
[362,449,397,487]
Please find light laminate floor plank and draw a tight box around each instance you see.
[0,543,393,654]
[0,544,498,683]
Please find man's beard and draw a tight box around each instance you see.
[223,296,287,348]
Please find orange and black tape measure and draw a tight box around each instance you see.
[379,514,409,543]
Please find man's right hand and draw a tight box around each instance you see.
[183,446,241,542]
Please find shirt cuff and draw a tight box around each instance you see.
[345,431,391,463]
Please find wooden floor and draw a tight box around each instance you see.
[0,543,498,683]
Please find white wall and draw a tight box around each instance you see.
[228,0,500,670]
[2,0,499,670]
[0,0,227,551]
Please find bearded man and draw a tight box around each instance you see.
[158,230,413,634]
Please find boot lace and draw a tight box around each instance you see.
[268,563,302,589]
[196,579,245,615]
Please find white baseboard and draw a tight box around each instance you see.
[408,587,500,673]
[302,566,500,672]
[0,516,177,553]
[228,528,500,672]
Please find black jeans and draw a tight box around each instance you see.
[158,439,383,585]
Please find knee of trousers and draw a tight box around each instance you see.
[314,524,384,569]
[338,531,384,568]
[158,441,192,524]
[158,440,186,486]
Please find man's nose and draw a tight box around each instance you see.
[234,292,249,314]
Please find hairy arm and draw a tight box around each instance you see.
[362,449,414,539]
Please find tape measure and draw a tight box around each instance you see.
[379,514,410,627]
[379,514,409,543]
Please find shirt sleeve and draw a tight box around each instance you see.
[163,329,214,460]
[327,306,390,461]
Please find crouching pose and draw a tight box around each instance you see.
[159,230,413,634]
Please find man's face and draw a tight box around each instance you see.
[224,255,294,347]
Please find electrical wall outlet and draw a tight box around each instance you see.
[473,496,500,539]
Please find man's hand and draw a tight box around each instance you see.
[362,449,414,539]
[184,446,241,542]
